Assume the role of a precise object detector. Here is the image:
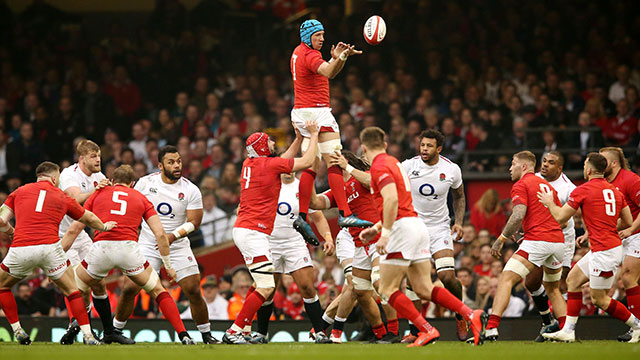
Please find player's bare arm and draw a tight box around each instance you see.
[0,204,14,235]
[317,43,362,79]
[61,220,85,252]
[147,214,177,281]
[309,187,328,210]
[167,208,203,244]
[537,191,576,224]
[617,205,633,232]
[280,127,303,159]
[77,210,117,232]
[451,185,466,240]
[619,206,639,238]
[65,179,110,205]
[291,120,319,172]
[309,211,335,256]
[375,183,398,256]
[329,152,371,189]
[491,204,527,258]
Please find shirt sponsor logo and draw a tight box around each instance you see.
[411,170,420,177]
[48,262,67,274]
[150,187,158,194]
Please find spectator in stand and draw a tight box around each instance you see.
[317,255,344,287]
[200,191,229,246]
[609,65,631,103]
[440,117,465,162]
[473,276,491,311]
[181,276,229,320]
[473,244,493,277]
[227,269,252,320]
[7,122,43,183]
[15,282,51,316]
[128,122,149,160]
[282,283,306,320]
[456,268,476,307]
[103,66,141,119]
[597,99,638,146]
[568,112,604,168]
[469,189,506,238]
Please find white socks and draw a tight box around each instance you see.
[113,318,127,330]
[197,323,211,333]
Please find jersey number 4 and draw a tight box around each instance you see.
[243,167,251,189]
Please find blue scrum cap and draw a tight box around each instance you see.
[300,19,324,47]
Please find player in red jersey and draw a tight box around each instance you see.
[223,120,323,344]
[539,153,640,342]
[486,151,567,341]
[357,127,487,347]
[290,19,371,244]
[63,165,195,345]
[599,147,640,342]
[0,162,115,345]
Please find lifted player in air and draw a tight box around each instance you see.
[539,153,640,343]
[0,162,115,345]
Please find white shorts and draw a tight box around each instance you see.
[291,107,339,138]
[140,238,200,282]
[233,227,272,265]
[563,232,576,268]
[269,235,312,274]
[353,243,379,271]
[1,242,69,280]
[82,241,148,279]
[425,223,453,255]
[381,217,431,266]
[515,240,564,269]
[336,228,355,264]
[66,232,93,266]
[576,246,623,290]
[623,233,640,259]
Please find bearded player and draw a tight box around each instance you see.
[290,19,371,244]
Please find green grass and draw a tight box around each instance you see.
[1,341,639,360]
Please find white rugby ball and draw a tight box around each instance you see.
[363,15,386,45]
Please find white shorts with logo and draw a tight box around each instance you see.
[336,228,356,264]
[381,217,431,266]
[425,223,453,255]
[1,242,69,280]
[576,246,623,289]
[563,232,576,268]
[233,227,272,265]
[623,233,640,259]
[353,243,379,271]
[269,234,312,274]
[515,240,565,269]
[82,241,148,279]
[291,107,339,138]
[140,238,199,282]
[66,231,93,266]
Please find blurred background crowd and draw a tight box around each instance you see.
[0,0,639,324]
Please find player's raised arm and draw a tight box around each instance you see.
[329,151,371,189]
[317,43,361,79]
[280,127,303,159]
[291,120,319,172]
[61,220,85,252]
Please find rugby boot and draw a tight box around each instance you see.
[222,331,249,344]
[456,317,469,341]
[83,335,102,345]
[376,332,401,344]
[407,327,440,347]
[202,331,221,344]
[484,327,499,342]
[338,214,373,229]
[315,331,333,344]
[542,330,575,343]
[60,319,80,345]
[293,216,320,246]
[15,328,32,345]
[102,328,135,344]
[469,310,488,345]
[534,320,559,342]
[618,328,633,342]
[246,332,268,344]
[401,334,417,344]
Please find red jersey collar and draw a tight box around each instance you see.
[521,172,535,180]
[372,152,387,164]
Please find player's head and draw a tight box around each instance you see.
[300,19,324,50]
[112,164,135,187]
[77,139,101,174]
[509,151,536,181]
[584,152,608,179]
[540,150,564,181]
[419,129,444,163]
[342,150,370,172]
[599,146,630,176]
[35,161,61,186]
[246,132,274,158]
[158,145,182,181]
[360,127,387,162]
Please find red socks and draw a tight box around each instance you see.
[327,166,351,216]
[64,297,75,322]
[0,289,19,324]
[567,291,582,317]
[233,291,266,329]
[156,291,187,333]
[388,290,433,332]
[67,291,90,326]
[487,314,501,329]
[247,286,255,298]
[626,286,640,318]
[557,315,566,329]
[372,323,387,339]
[431,286,473,321]
[387,318,399,335]
[298,169,316,217]
[605,298,633,324]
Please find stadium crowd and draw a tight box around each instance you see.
[0,0,639,324]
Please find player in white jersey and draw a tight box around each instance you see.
[402,130,469,341]
[112,146,218,344]
[530,151,577,340]
[252,173,334,343]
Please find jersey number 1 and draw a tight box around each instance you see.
[35,190,46,212]
[292,55,298,81]
[111,191,128,215]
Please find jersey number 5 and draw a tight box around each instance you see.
[602,189,616,216]
[111,191,128,215]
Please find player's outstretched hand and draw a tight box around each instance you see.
[331,42,348,59]
[166,268,178,282]
[347,44,363,56]
[359,226,378,244]
[376,236,388,255]
[490,239,504,258]
[619,228,633,240]
[323,240,335,256]
[451,224,463,241]
[96,179,111,190]
[103,221,117,231]
[305,119,319,135]
[329,151,347,169]
[536,191,553,207]
[576,234,589,248]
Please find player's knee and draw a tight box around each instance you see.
[620,268,637,288]
[248,261,275,289]
[437,270,457,288]
[298,283,316,298]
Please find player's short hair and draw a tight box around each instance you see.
[360,127,386,150]
[513,151,536,167]
[35,161,60,177]
[342,150,369,171]
[586,152,608,174]
[419,129,444,148]
[76,139,100,156]
[599,146,630,170]
[158,145,180,163]
[112,165,135,185]
[545,150,564,167]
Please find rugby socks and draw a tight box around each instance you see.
[388,290,434,333]
[197,323,211,334]
[303,295,325,333]
[327,166,351,217]
[557,316,566,329]
[626,286,640,318]
[487,314,501,329]
[113,318,127,330]
[0,289,21,331]
[605,298,636,326]
[247,286,255,298]
[372,323,387,339]
[321,312,334,331]
[257,301,274,336]
[386,318,399,336]
[67,291,93,337]
[563,291,582,331]
[331,316,347,339]
[64,297,74,321]
[431,286,473,321]
[229,291,266,333]
[155,291,186,333]
[298,169,316,220]
[530,285,553,325]
[92,294,114,335]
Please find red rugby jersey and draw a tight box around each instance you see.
[291,43,330,109]
[610,168,640,235]
[511,173,564,243]
[370,153,418,222]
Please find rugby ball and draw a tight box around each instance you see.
[363,15,386,45]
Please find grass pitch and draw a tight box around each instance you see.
[2,341,639,360]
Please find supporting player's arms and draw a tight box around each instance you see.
[0,204,14,234]
[61,220,85,251]
[617,206,633,231]
[329,152,371,189]
[77,210,117,231]
[309,211,335,256]
[280,127,303,159]
[168,208,203,244]
[292,120,319,172]
[309,187,328,210]
[537,190,577,224]
[451,185,466,240]
[64,179,110,205]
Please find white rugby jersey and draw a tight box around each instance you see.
[135,172,203,248]
[402,155,462,225]
[269,178,315,242]
[535,172,576,239]
[58,163,106,237]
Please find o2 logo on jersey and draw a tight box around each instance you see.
[419,183,438,199]
[277,202,295,220]
[157,202,175,219]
